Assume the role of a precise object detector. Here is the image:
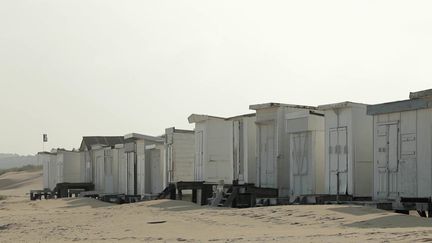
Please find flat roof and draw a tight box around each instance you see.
[124,133,164,142]
[37,151,56,155]
[249,102,316,110]
[367,98,432,115]
[79,136,124,151]
[225,113,256,120]
[318,101,368,110]
[188,114,226,123]
[165,127,194,134]
[410,88,432,99]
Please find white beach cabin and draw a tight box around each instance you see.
[188,114,232,183]
[249,103,324,197]
[318,102,373,198]
[164,127,195,184]
[39,151,58,191]
[286,109,325,197]
[39,149,85,191]
[226,113,257,184]
[188,113,257,185]
[124,133,165,197]
[367,89,432,201]
[79,136,125,195]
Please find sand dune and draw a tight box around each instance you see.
[1,171,432,242]
[0,171,42,198]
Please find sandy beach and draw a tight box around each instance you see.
[1,170,432,242]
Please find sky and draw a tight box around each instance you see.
[0,0,431,155]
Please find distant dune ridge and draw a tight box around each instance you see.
[0,153,38,169]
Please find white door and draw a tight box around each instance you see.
[290,132,311,195]
[376,123,399,199]
[195,131,204,181]
[57,156,64,184]
[104,150,113,194]
[329,127,348,195]
[150,149,162,194]
[259,123,276,188]
[166,144,173,183]
[95,155,104,192]
[233,120,241,181]
[399,133,417,197]
[126,152,135,195]
[43,159,49,189]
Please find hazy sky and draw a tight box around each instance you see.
[1,0,431,155]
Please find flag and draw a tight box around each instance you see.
[43,134,48,142]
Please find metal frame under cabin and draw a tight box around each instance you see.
[318,101,374,200]
[367,89,432,216]
[249,103,318,198]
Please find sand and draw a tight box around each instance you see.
[1,171,432,242]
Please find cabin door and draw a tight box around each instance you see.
[57,156,64,184]
[233,120,244,182]
[95,154,104,192]
[104,150,114,194]
[259,123,276,188]
[376,123,399,200]
[329,127,348,195]
[150,149,162,194]
[126,152,135,195]
[195,131,204,181]
[166,144,173,183]
[290,132,311,195]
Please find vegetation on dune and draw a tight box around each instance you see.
[0,195,6,200]
[0,164,42,176]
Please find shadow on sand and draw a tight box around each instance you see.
[344,214,432,229]
[328,206,385,216]
[60,198,113,209]
[147,200,202,212]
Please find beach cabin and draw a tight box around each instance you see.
[318,102,373,198]
[188,113,257,185]
[226,114,257,184]
[367,89,432,201]
[249,103,322,197]
[124,133,165,197]
[39,149,87,191]
[39,151,58,191]
[164,127,195,184]
[79,136,124,194]
[188,114,233,183]
[286,109,325,197]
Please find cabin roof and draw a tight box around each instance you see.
[124,133,164,142]
[367,99,432,115]
[409,88,432,100]
[225,113,256,120]
[79,136,124,151]
[318,101,368,110]
[165,127,194,134]
[249,102,316,110]
[188,114,226,123]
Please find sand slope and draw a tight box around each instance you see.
[1,171,432,242]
